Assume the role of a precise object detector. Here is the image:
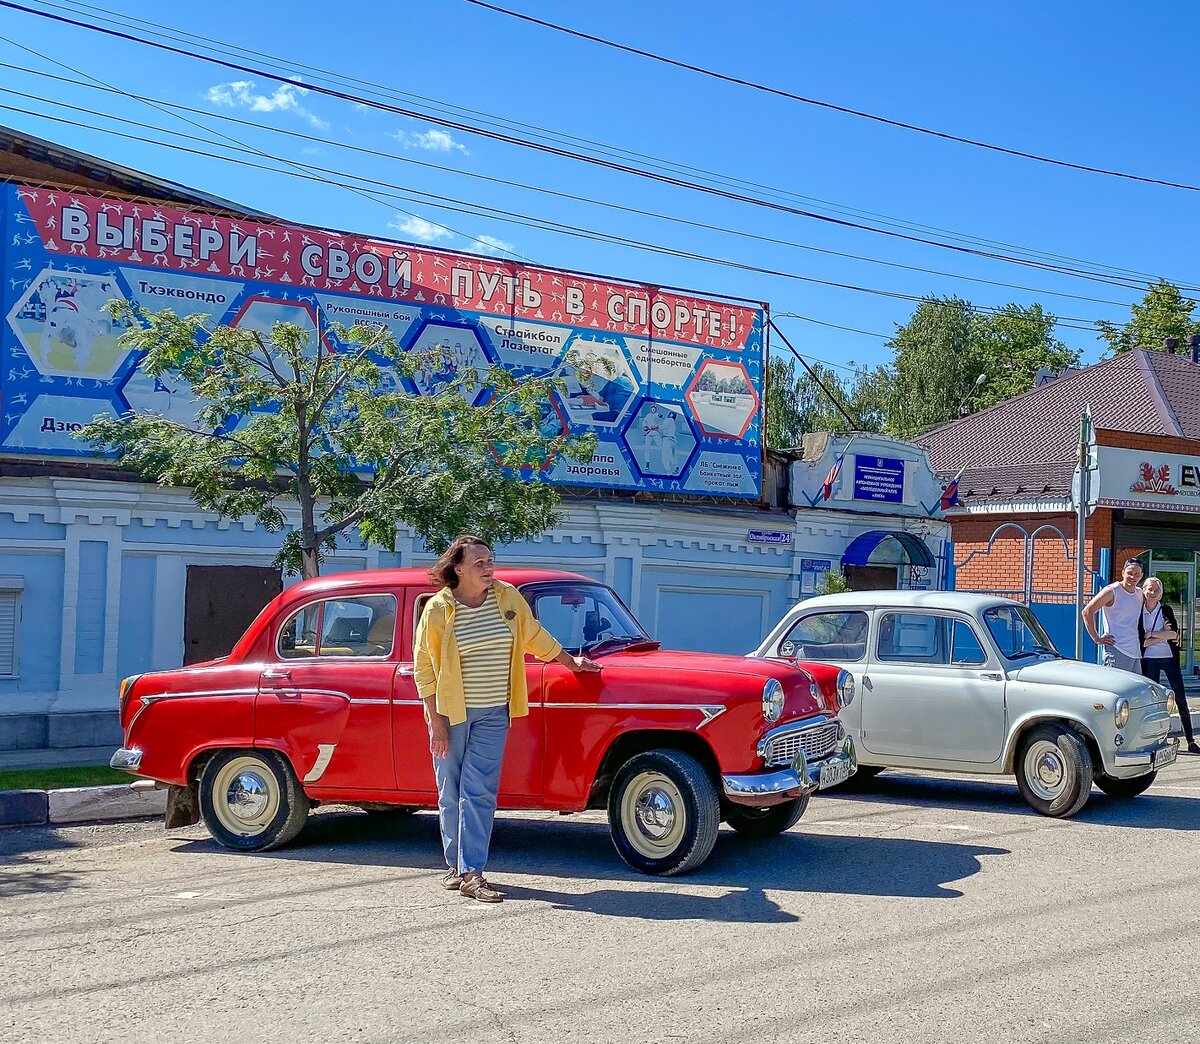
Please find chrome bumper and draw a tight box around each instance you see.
[110,747,143,772]
[723,736,857,807]
[1110,738,1178,777]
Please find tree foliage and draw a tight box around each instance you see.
[1096,279,1200,356]
[769,297,1081,442]
[78,305,595,577]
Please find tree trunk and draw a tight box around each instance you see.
[300,546,320,579]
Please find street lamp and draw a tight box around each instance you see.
[958,372,987,416]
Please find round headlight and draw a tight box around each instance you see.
[762,678,785,724]
[1115,697,1130,730]
[1167,691,1178,715]
[836,669,855,709]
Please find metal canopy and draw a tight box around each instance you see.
[842,530,935,568]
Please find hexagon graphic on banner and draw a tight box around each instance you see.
[685,359,759,439]
[2,392,125,454]
[119,366,205,427]
[6,268,134,380]
[407,321,492,406]
[488,394,568,473]
[231,297,329,357]
[622,400,697,478]
[478,317,572,373]
[559,336,638,429]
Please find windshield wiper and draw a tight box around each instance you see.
[583,635,660,655]
[1008,648,1058,661]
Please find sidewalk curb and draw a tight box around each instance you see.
[0,784,165,827]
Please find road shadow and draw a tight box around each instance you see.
[0,825,86,896]
[834,772,1200,829]
[172,808,1008,912]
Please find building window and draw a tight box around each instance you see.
[0,576,23,678]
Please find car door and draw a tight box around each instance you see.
[257,592,398,791]
[393,588,544,802]
[860,611,1006,765]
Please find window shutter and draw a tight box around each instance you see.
[0,591,16,676]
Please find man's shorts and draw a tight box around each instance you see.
[1102,648,1143,674]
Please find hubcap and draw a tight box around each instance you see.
[1024,740,1068,802]
[621,771,686,859]
[210,756,281,837]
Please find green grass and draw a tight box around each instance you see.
[0,765,137,792]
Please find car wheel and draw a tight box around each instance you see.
[1095,771,1157,799]
[199,749,310,851]
[608,749,720,875]
[725,794,809,838]
[1015,725,1094,818]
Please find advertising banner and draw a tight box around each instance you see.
[0,185,765,497]
[1096,446,1200,514]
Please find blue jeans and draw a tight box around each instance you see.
[432,705,509,876]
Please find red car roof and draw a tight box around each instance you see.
[284,566,595,597]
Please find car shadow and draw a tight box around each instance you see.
[834,772,1200,829]
[0,825,86,896]
[172,808,1008,916]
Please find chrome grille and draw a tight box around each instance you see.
[760,721,839,767]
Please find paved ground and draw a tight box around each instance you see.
[3,759,1199,1044]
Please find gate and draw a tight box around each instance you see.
[950,522,1102,661]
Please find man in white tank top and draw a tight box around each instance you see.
[1082,559,1146,673]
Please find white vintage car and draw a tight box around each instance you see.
[752,591,1179,817]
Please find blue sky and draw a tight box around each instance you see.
[1,0,1197,376]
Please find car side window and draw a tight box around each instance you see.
[778,611,869,662]
[950,619,988,666]
[277,595,397,659]
[875,612,949,665]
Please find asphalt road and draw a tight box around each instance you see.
[4,760,1200,1044]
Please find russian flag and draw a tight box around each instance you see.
[821,452,844,501]
[940,468,964,510]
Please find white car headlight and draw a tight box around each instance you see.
[762,679,784,724]
[1115,697,1130,730]
[836,669,855,708]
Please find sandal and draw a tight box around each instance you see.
[440,870,464,891]
[459,875,503,903]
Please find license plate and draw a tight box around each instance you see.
[1154,744,1178,770]
[818,758,852,790]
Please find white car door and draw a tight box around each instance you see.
[861,610,1006,765]
[771,607,872,736]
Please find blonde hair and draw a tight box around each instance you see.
[1144,576,1163,596]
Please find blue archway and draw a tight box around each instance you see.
[842,530,935,568]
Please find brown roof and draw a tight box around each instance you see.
[916,349,1200,503]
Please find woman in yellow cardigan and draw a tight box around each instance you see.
[415,535,601,903]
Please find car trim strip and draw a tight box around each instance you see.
[302,744,337,784]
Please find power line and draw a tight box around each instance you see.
[0,98,1116,339]
[0,0,1188,294]
[465,0,1200,195]
[26,0,1178,286]
[769,320,861,430]
[0,64,1144,313]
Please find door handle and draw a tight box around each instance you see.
[979,671,1003,681]
[862,675,873,691]
[262,668,292,680]
[396,666,415,677]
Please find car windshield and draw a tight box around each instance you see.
[983,604,1060,661]
[523,581,655,655]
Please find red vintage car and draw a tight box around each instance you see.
[112,568,856,875]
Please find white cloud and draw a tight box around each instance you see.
[206,79,329,130]
[352,102,370,112]
[467,234,516,257]
[388,214,453,243]
[389,127,469,155]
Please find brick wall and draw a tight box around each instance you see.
[951,508,1114,596]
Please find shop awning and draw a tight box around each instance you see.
[842,530,935,568]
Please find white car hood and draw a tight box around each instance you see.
[1009,657,1156,699]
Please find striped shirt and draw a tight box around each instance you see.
[452,589,514,709]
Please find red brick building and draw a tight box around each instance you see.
[918,348,1200,668]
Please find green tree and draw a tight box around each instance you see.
[883,297,1082,436]
[765,356,877,448]
[970,303,1080,409]
[78,306,594,578]
[1096,279,1200,356]
[883,296,978,437]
